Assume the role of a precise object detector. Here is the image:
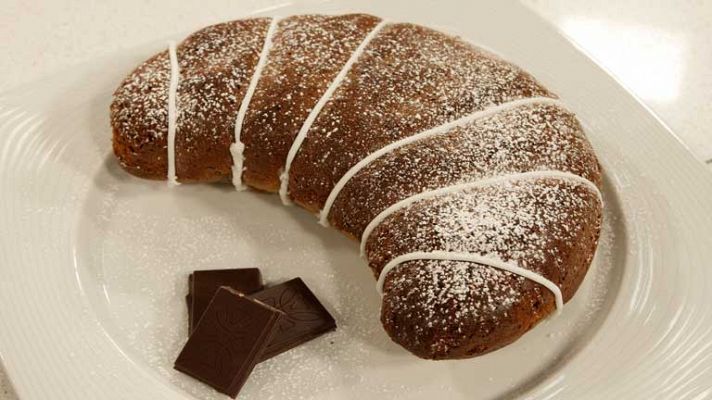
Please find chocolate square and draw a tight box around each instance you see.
[175,287,283,398]
[189,268,263,331]
[250,278,336,361]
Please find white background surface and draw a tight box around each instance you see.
[1,1,710,398]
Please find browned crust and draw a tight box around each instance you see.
[382,265,559,359]
[111,19,271,183]
[373,183,603,358]
[328,103,602,238]
[111,51,171,180]
[287,22,554,211]
[241,14,382,192]
[174,18,271,183]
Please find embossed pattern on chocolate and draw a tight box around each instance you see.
[251,278,336,360]
[174,287,283,398]
[189,268,263,331]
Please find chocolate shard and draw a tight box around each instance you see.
[190,268,263,331]
[186,294,193,332]
[187,274,193,331]
[250,278,336,361]
[186,294,192,320]
[175,286,283,398]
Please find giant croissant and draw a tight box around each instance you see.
[111,14,603,359]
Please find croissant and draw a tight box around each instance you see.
[111,14,603,359]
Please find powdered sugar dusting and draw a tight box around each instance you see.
[111,51,171,143]
[110,19,271,181]
[288,22,554,209]
[175,19,270,177]
[392,261,522,320]
[370,178,602,355]
[330,102,600,237]
[383,259,525,355]
[369,178,600,274]
[279,19,387,204]
[241,14,381,189]
[376,251,564,312]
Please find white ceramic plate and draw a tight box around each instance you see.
[1,1,712,399]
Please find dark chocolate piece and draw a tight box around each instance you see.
[187,273,193,331]
[250,278,336,361]
[186,294,192,331]
[175,287,283,398]
[190,269,263,331]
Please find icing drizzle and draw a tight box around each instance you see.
[166,41,180,186]
[231,17,281,190]
[318,96,566,226]
[377,250,564,312]
[363,170,601,308]
[278,19,389,204]
[360,169,602,255]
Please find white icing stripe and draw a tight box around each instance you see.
[377,250,564,312]
[231,17,280,191]
[318,96,565,226]
[278,20,390,205]
[359,169,602,255]
[166,41,180,186]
